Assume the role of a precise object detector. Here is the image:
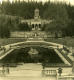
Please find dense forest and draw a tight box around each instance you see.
[0,1,74,38]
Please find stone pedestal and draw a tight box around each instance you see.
[72,62,74,74]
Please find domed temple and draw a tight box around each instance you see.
[21,8,51,31]
[11,8,52,38]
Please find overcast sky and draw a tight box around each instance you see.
[0,0,74,5]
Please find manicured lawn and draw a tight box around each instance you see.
[0,38,26,46]
[45,37,74,47]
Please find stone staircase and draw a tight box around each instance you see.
[57,48,72,65]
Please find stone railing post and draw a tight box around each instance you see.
[71,47,74,74]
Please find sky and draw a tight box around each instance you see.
[50,0,74,5]
[0,0,74,5]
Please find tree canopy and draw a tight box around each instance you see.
[0,1,74,38]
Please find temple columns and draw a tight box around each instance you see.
[31,24,41,31]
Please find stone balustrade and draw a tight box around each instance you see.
[42,69,57,76]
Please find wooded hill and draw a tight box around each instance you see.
[0,2,74,38]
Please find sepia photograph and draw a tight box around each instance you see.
[0,0,74,80]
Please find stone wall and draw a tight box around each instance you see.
[10,31,47,38]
